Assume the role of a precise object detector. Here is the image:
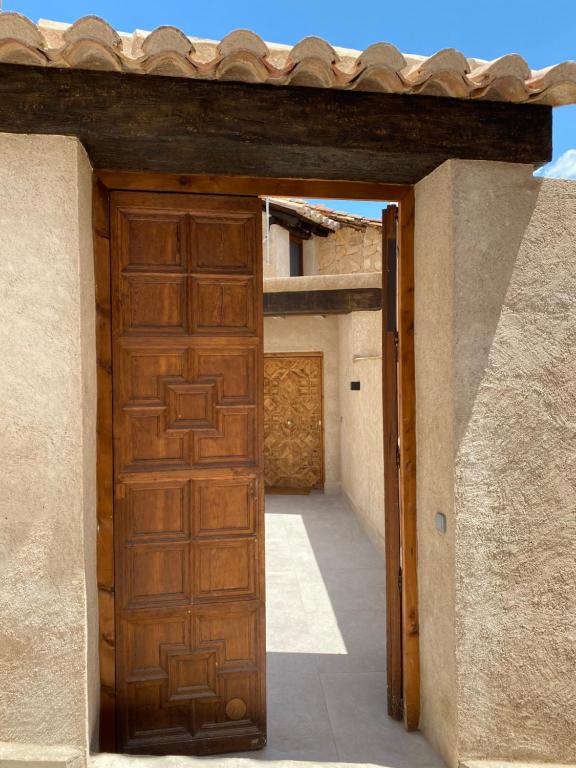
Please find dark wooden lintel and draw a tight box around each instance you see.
[0,64,552,183]
[264,287,382,316]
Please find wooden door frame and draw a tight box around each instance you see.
[94,171,418,750]
[263,351,325,491]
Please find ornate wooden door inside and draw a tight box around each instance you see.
[263,352,324,492]
[110,191,265,755]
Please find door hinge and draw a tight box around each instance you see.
[394,331,399,360]
[398,567,403,593]
[396,443,401,470]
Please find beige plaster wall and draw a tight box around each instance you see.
[338,311,385,548]
[414,162,458,766]
[415,160,576,766]
[264,315,341,493]
[264,222,290,278]
[0,134,97,753]
[264,272,381,293]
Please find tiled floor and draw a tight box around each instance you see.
[93,492,445,768]
[252,492,445,767]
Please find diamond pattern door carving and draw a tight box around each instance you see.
[263,353,324,491]
[111,192,265,755]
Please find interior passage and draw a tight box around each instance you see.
[261,492,445,767]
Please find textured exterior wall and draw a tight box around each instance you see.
[414,161,458,767]
[316,225,381,274]
[0,134,97,753]
[415,160,576,766]
[338,311,385,548]
[264,315,341,493]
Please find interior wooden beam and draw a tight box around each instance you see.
[0,64,552,184]
[264,287,382,315]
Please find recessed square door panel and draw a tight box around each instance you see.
[195,408,255,466]
[123,413,190,471]
[124,543,190,609]
[195,539,257,599]
[124,481,190,542]
[119,211,188,272]
[111,191,264,756]
[122,275,187,335]
[196,347,256,404]
[191,278,255,335]
[190,214,255,274]
[121,348,188,405]
[194,477,256,537]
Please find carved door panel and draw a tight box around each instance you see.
[263,353,324,491]
[111,192,265,755]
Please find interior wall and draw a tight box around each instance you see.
[264,223,290,278]
[415,159,576,766]
[338,311,385,548]
[264,315,341,493]
[0,133,97,754]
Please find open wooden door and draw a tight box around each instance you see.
[382,205,403,720]
[110,191,266,755]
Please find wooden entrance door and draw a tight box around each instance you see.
[263,352,324,491]
[110,191,265,755]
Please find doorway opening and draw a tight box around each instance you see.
[94,174,418,760]
[258,197,431,763]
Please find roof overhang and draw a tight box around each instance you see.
[0,13,553,183]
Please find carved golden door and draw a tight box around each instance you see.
[111,191,265,755]
[263,352,324,491]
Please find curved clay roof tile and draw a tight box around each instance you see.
[216,51,271,83]
[402,48,469,84]
[467,53,531,86]
[218,29,269,58]
[0,12,45,48]
[63,15,122,49]
[288,36,338,65]
[527,61,576,105]
[287,58,336,88]
[142,25,195,56]
[355,42,406,71]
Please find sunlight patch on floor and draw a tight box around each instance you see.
[265,511,348,655]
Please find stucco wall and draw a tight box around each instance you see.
[415,160,576,766]
[264,223,290,278]
[338,311,385,548]
[0,134,97,753]
[264,315,341,493]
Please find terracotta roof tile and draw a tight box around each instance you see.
[0,11,573,106]
[268,198,382,230]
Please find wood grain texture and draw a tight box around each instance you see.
[397,188,420,730]
[0,64,552,183]
[264,288,382,316]
[96,172,410,202]
[109,191,266,755]
[263,353,324,491]
[94,177,117,750]
[382,205,403,722]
